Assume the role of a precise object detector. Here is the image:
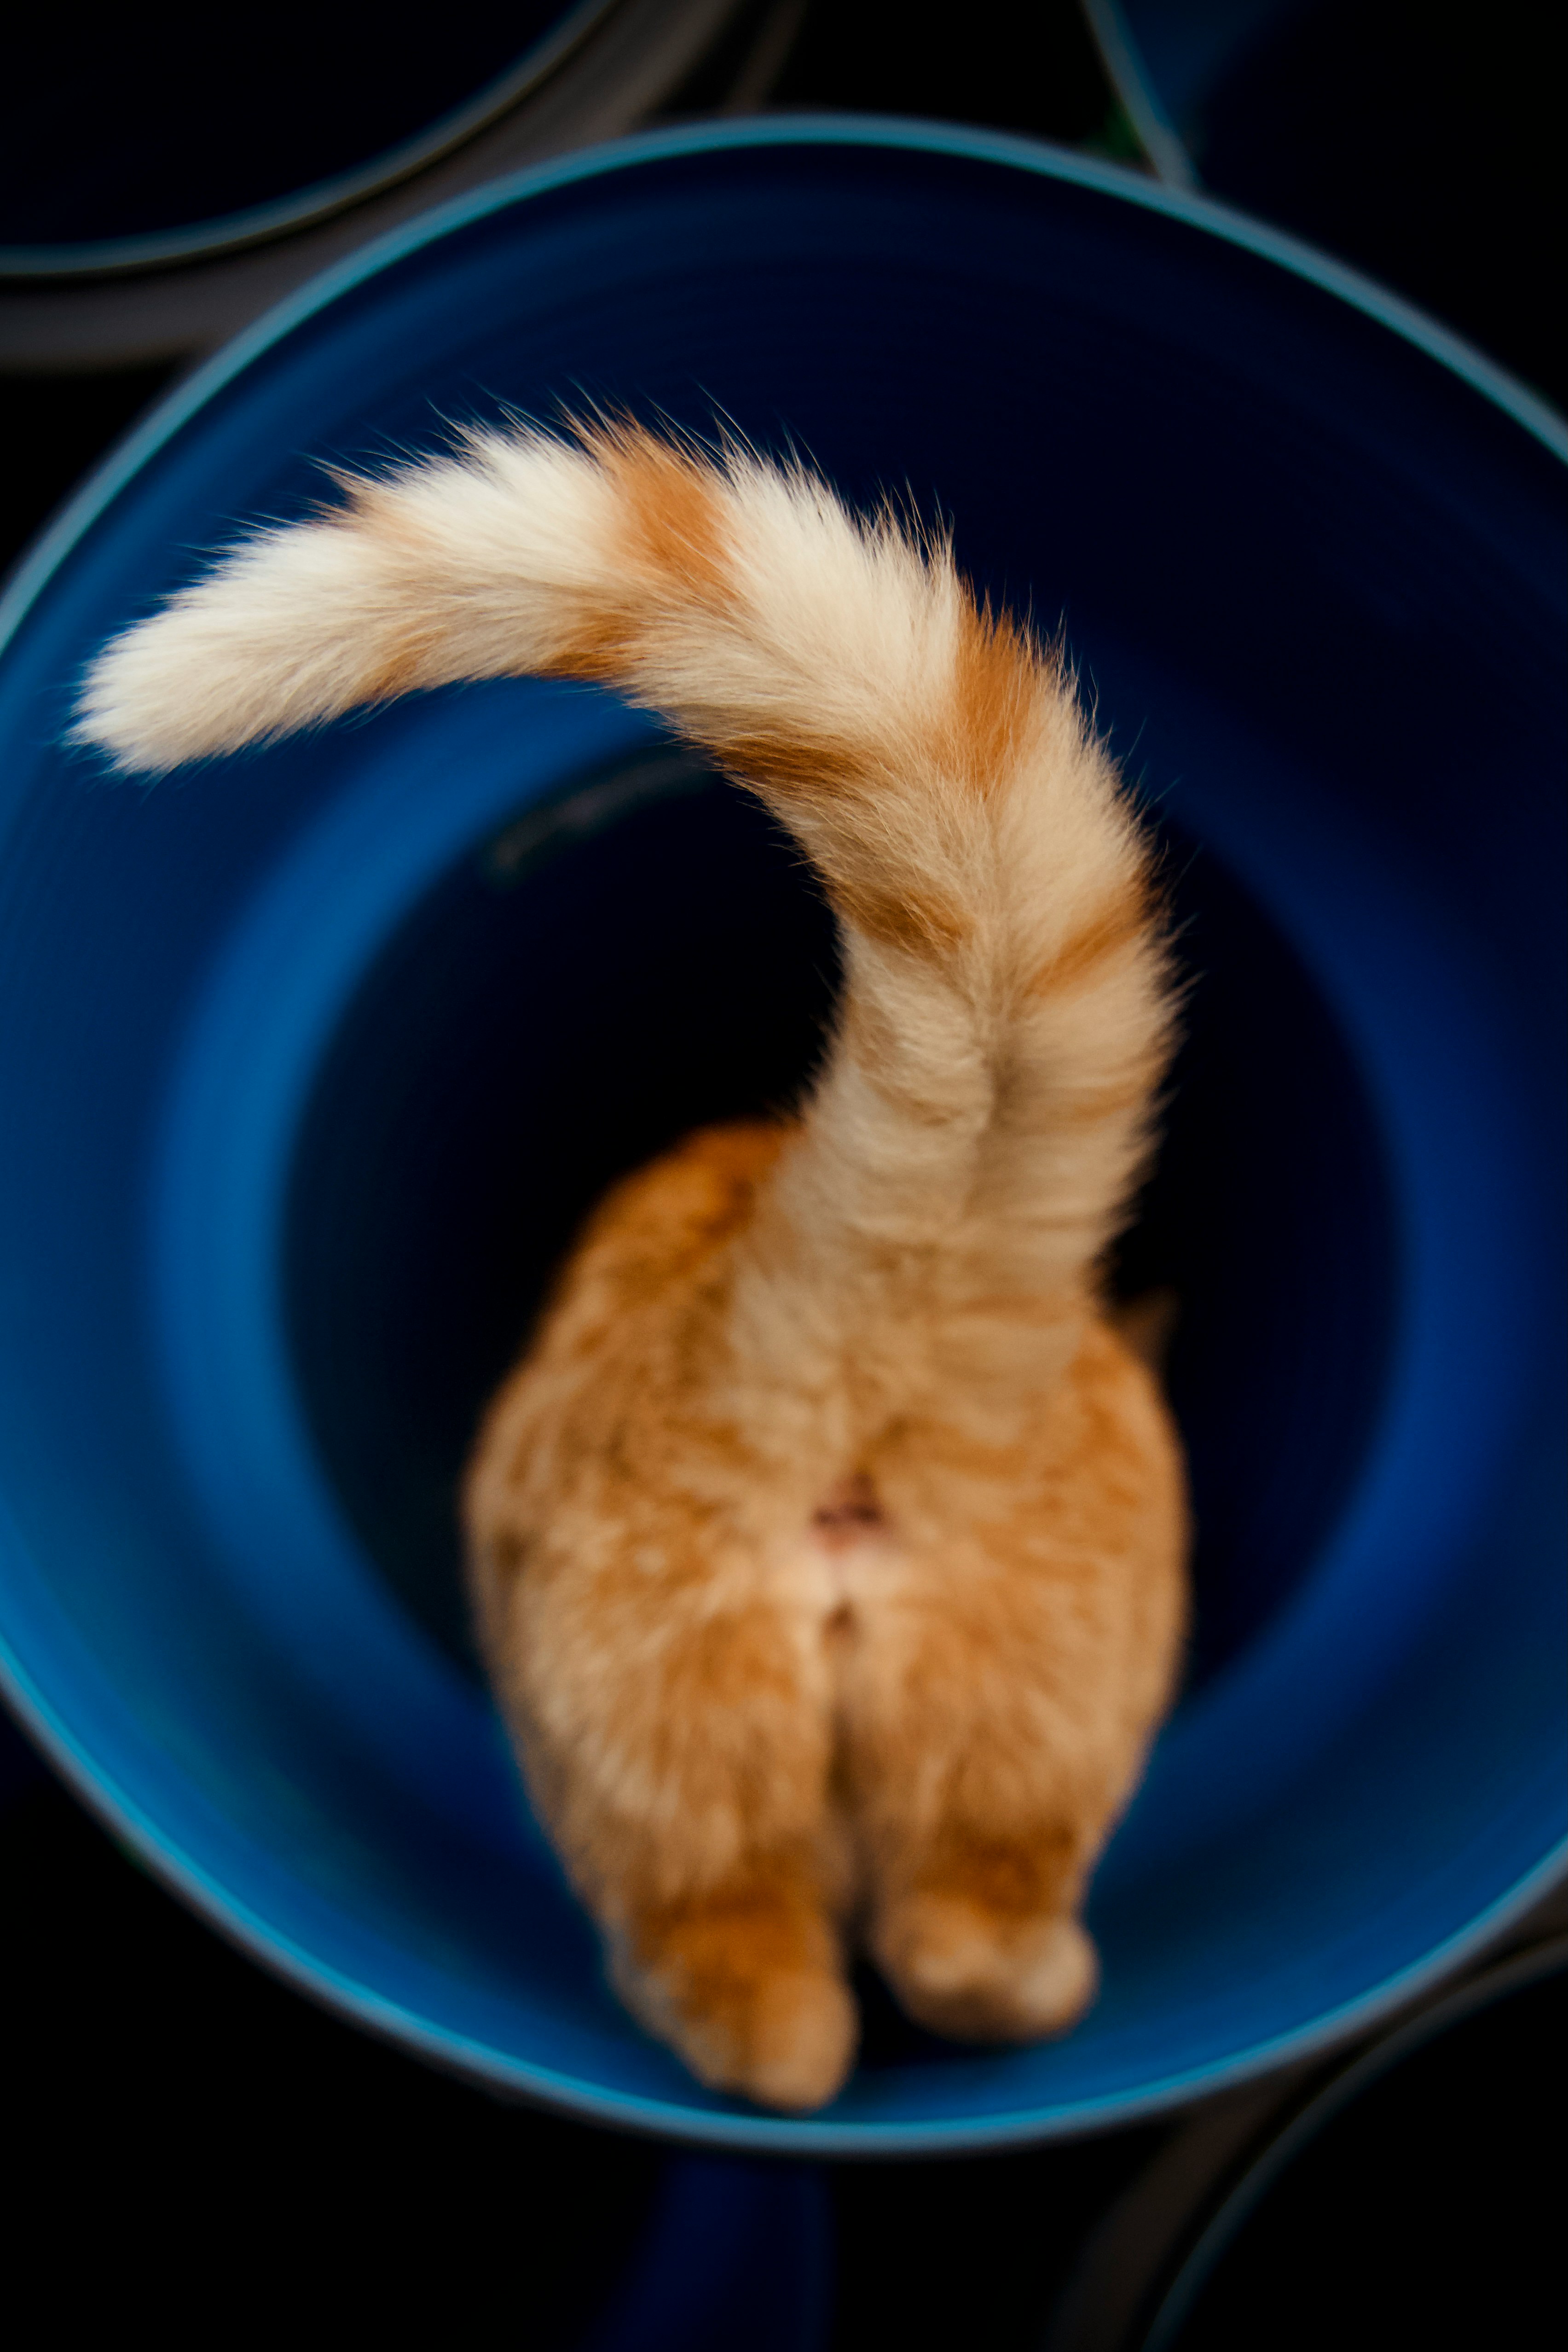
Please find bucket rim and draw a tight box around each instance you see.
[2,113,1561,659]
[0,0,626,279]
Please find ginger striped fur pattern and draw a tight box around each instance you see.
[76,419,1190,2111]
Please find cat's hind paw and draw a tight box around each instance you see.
[714,1967,859,2113]
[873,1894,1098,2044]
[612,1901,858,2113]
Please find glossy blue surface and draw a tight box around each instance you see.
[0,122,1562,2152]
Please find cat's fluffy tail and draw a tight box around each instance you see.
[76,421,1174,1419]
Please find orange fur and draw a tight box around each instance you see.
[75,420,1191,2111]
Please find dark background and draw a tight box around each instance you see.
[0,6,1560,2344]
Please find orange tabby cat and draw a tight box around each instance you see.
[76,420,1189,2111]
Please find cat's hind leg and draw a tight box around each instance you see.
[868,1834,1100,2044]
[844,1581,1107,2045]
[839,1368,1184,2045]
[607,1846,857,2114]
[473,1504,857,2111]
[465,1121,859,2110]
[810,1492,1106,2044]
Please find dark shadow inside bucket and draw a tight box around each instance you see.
[283,753,1398,1692]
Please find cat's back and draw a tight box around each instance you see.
[462,1118,792,1543]
[566,1119,793,1313]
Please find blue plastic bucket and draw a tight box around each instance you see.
[0,122,1561,2154]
